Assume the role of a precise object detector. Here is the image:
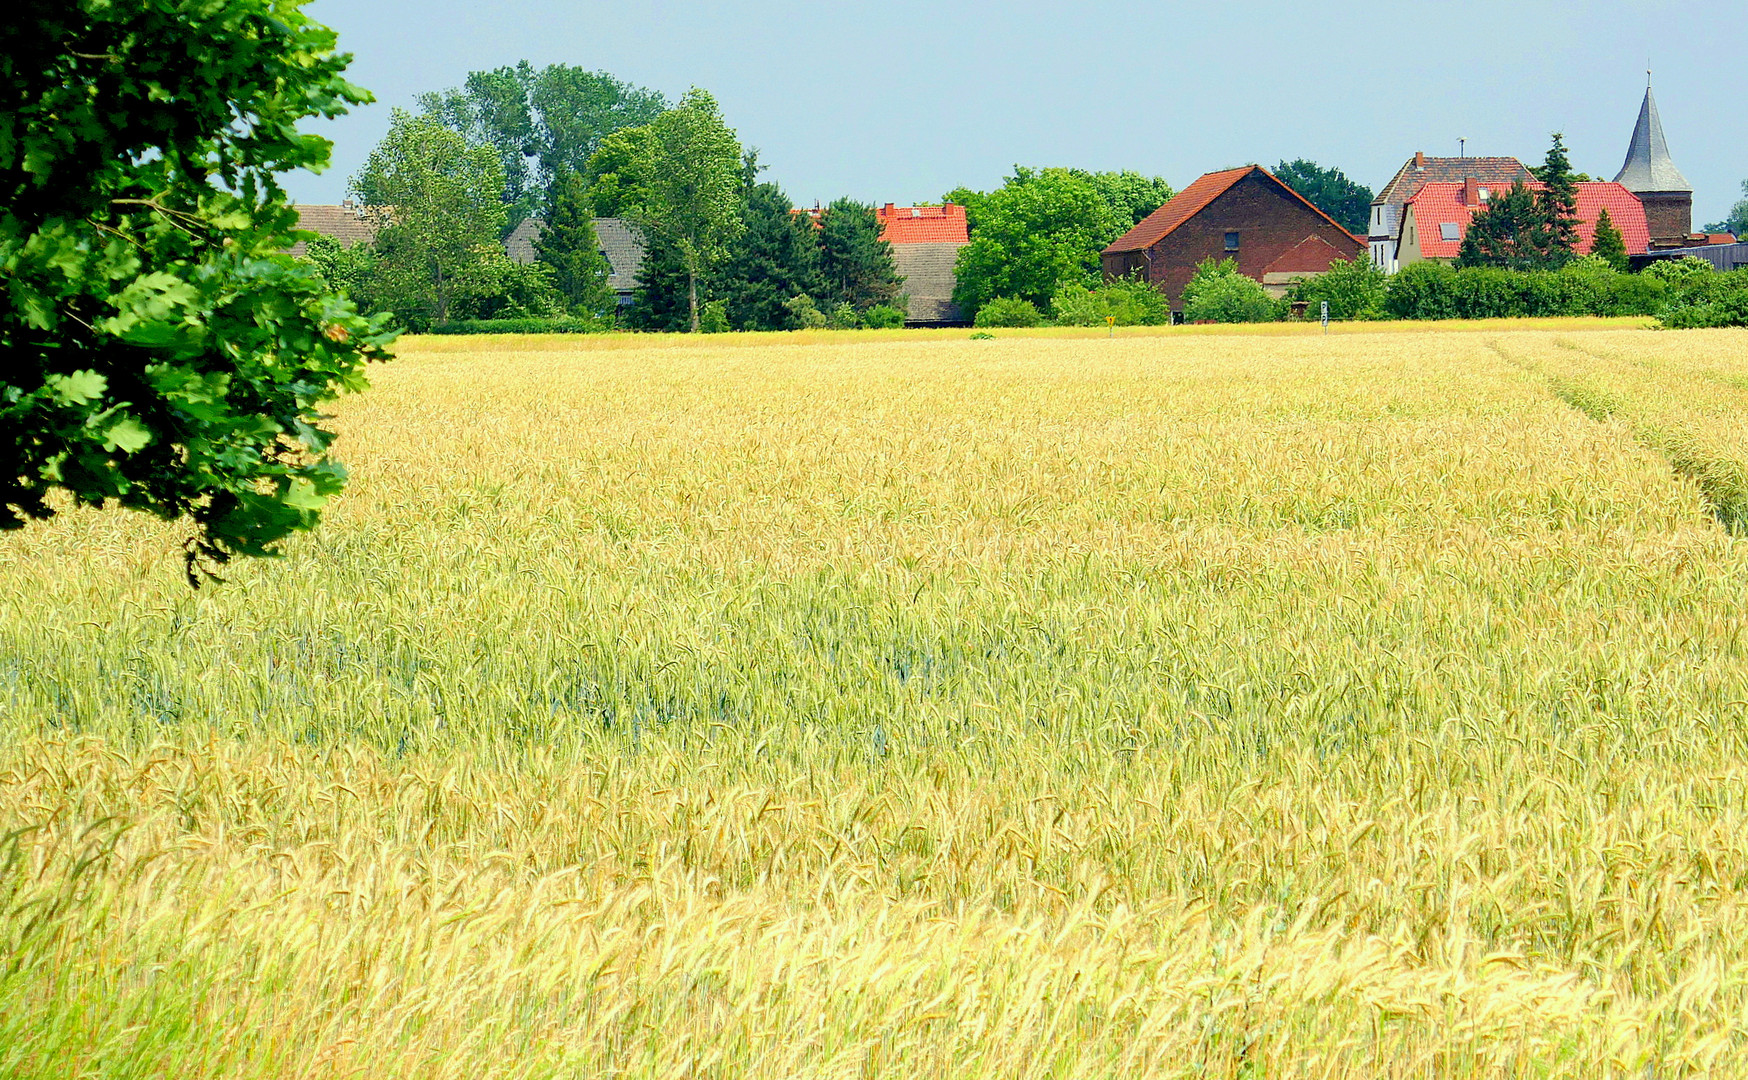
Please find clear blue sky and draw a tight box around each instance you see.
[289,0,1747,226]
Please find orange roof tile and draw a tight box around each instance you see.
[876,203,969,244]
[1403,181,1651,259]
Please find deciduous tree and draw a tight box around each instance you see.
[1274,160,1374,236]
[950,167,1124,315]
[2,0,395,583]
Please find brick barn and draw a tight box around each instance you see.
[1100,166,1364,313]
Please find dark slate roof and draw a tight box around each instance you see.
[1614,86,1691,194]
[501,216,647,296]
[891,241,966,324]
[1372,156,1531,211]
[287,203,378,256]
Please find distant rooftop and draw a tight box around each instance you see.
[875,203,969,245]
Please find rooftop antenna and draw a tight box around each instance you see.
[1459,137,1466,159]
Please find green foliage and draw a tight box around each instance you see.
[1181,260,1283,323]
[1590,207,1629,272]
[1382,260,1668,320]
[535,170,614,317]
[712,181,823,331]
[698,299,730,333]
[418,62,666,228]
[303,236,376,306]
[1702,181,1748,238]
[352,110,520,329]
[1050,275,1170,326]
[784,294,827,329]
[862,304,906,330]
[1273,160,1374,236]
[582,126,656,218]
[818,199,901,312]
[1285,257,1389,321]
[1083,171,1175,228]
[974,297,1044,328]
[1457,135,1581,271]
[1643,256,1716,286]
[627,236,693,332]
[825,302,861,330]
[461,259,565,321]
[1,0,395,582]
[424,316,608,335]
[616,89,745,332]
[951,167,1126,315]
[1658,270,1748,329]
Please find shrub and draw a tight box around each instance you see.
[862,305,906,330]
[425,316,610,335]
[1181,259,1282,323]
[1050,275,1170,326]
[1383,260,1667,320]
[1659,270,1748,329]
[698,300,730,333]
[1286,257,1388,320]
[825,302,861,330]
[783,294,827,329]
[1643,256,1716,287]
[975,297,1044,328]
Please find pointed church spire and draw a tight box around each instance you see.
[1614,82,1691,194]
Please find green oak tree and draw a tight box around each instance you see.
[949,167,1124,315]
[2,0,395,584]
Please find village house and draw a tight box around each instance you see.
[875,203,970,326]
[286,200,378,256]
[1394,179,1651,267]
[1367,153,1531,272]
[1100,165,1364,313]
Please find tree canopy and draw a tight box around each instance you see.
[1703,180,1748,238]
[418,62,667,227]
[351,110,513,329]
[1457,134,1582,271]
[817,199,902,313]
[2,0,395,583]
[1273,160,1373,236]
[536,169,614,318]
[713,180,824,331]
[947,167,1133,318]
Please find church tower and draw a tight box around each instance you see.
[1614,80,1693,246]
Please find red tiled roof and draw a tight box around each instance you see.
[1403,181,1651,259]
[1103,166,1253,253]
[1702,233,1738,246]
[1264,234,1351,276]
[876,203,969,244]
[1103,165,1356,255]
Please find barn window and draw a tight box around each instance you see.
[1224,231,1241,252]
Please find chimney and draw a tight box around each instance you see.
[1415,151,1426,168]
[1464,177,1480,206]
[883,202,895,217]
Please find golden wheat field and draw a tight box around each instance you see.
[6,322,1748,1078]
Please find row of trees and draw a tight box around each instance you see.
[308,65,901,333]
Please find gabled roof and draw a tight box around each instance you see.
[1264,234,1351,276]
[1400,180,1651,260]
[287,203,378,256]
[1103,166,1355,255]
[1373,156,1532,210]
[1614,85,1691,194]
[876,204,969,245]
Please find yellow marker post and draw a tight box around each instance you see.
[1105,315,1116,338]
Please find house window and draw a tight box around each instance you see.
[1439,222,1461,242]
[1224,231,1241,252]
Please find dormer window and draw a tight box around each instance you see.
[1224,231,1241,252]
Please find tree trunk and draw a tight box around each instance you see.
[688,268,700,333]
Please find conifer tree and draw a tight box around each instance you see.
[1455,181,1542,271]
[535,169,614,317]
[1528,133,1581,268]
[818,198,901,311]
[1590,206,1629,272]
[714,182,824,330]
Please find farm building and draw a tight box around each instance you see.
[875,203,970,326]
[286,201,378,256]
[506,217,647,311]
[1633,242,1748,273]
[1100,166,1365,312]
[1394,180,1652,267]
[1367,153,1531,272]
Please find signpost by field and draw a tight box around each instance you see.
[1106,316,1116,338]
[1321,301,1329,335]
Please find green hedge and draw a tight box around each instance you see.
[426,316,610,335]
[1658,270,1748,329]
[1383,260,1668,320]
